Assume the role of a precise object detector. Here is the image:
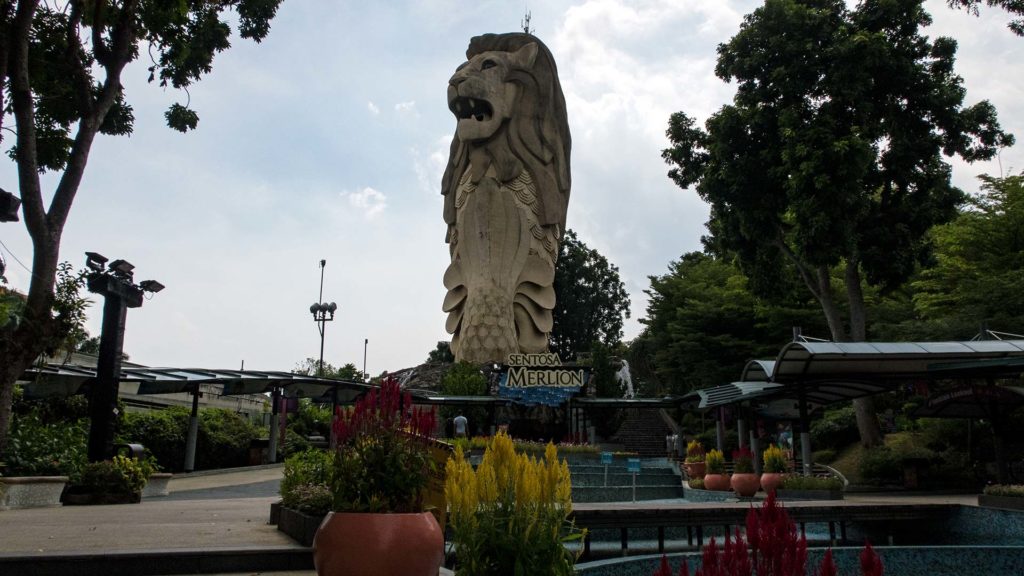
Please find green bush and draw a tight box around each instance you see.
[984,484,1024,498]
[287,482,332,515]
[780,475,843,491]
[812,448,837,465]
[3,411,87,477]
[859,447,903,485]
[280,448,332,510]
[119,408,189,471]
[688,477,705,489]
[78,455,148,494]
[282,433,312,457]
[289,399,331,438]
[119,407,258,472]
[810,406,859,451]
[196,409,259,470]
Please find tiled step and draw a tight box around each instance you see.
[571,472,680,487]
[571,484,685,503]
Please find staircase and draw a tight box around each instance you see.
[568,461,684,502]
[610,408,674,458]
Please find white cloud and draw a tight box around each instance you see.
[345,187,388,219]
[367,101,380,115]
[395,101,417,114]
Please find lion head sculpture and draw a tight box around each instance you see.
[441,33,572,364]
[442,32,571,234]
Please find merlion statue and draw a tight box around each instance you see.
[441,33,571,364]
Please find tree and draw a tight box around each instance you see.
[293,358,364,382]
[639,252,825,395]
[663,0,1013,446]
[948,0,1024,36]
[551,229,630,361]
[0,1,282,455]
[426,341,455,363]
[912,173,1024,334]
[439,361,488,434]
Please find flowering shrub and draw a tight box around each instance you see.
[330,376,436,513]
[445,432,584,575]
[651,492,883,576]
[733,447,754,474]
[280,448,332,514]
[705,449,725,474]
[78,455,148,494]
[763,445,788,473]
[685,440,706,463]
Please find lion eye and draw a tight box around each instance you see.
[481,59,497,70]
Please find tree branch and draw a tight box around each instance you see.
[772,232,822,302]
[49,0,137,228]
[10,0,46,241]
[0,2,13,143]
[91,0,109,65]
[64,1,93,116]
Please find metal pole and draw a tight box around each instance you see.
[363,338,368,381]
[184,384,200,472]
[268,388,280,463]
[318,260,326,377]
[87,293,129,462]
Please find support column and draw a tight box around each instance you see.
[715,407,725,453]
[737,409,748,449]
[268,388,280,463]
[184,384,200,472]
[799,386,812,476]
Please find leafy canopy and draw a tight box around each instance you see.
[551,229,630,361]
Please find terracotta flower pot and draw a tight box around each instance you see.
[684,461,706,479]
[760,472,786,495]
[731,473,760,497]
[703,473,730,491]
[312,511,444,576]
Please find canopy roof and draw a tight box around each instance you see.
[772,340,1024,382]
[19,364,371,403]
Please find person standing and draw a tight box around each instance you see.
[454,413,469,438]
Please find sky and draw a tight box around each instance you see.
[1,1,1022,377]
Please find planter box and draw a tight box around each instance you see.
[776,488,843,501]
[277,506,327,547]
[0,476,68,511]
[978,494,1024,511]
[62,486,142,505]
[142,472,172,498]
[269,500,282,525]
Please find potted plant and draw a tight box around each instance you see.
[312,377,441,576]
[730,447,759,497]
[139,453,172,498]
[760,444,788,494]
[702,449,729,491]
[63,455,148,505]
[0,411,84,510]
[683,439,706,479]
[445,432,584,575]
[275,448,333,545]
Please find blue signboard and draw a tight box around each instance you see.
[601,452,613,465]
[627,458,641,474]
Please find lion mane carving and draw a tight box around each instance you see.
[441,33,571,364]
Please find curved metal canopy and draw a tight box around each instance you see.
[18,364,371,403]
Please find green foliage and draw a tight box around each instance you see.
[119,408,189,472]
[948,0,1024,36]
[910,174,1024,337]
[812,449,838,465]
[293,358,364,381]
[77,455,147,494]
[281,433,312,457]
[196,409,260,470]
[639,252,823,394]
[705,449,725,474]
[661,0,1013,394]
[288,398,331,439]
[551,230,630,361]
[810,406,860,451]
[685,440,705,463]
[280,448,332,514]
[859,446,908,485]
[780,475,843,491]
[688,477,705,489]
[119,407,258,472]
[427,341,455,363]
[440,361,488,431]
[2,409,87,477]
[329,378,436,513]
[763,444,788,473]
[984,484,1024,497]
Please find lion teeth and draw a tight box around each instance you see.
[468,98,475,108]
[455,102,462,113]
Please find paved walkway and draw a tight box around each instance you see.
[0,463,980,575]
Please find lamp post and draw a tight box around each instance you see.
[363,338,368,382]
[84,251,163,462]
[310,259,337,376]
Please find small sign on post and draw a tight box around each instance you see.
[628,458,641,502]
[601,452,613,487]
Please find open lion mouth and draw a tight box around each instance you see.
[450,96,494,122]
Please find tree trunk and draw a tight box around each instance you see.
[845,261,884,448]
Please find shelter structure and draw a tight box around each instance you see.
[19,364,370,471]
[684,337,1024,475]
